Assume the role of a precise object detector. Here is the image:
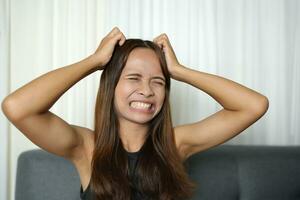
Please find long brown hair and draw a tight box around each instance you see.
[91,39,197,199]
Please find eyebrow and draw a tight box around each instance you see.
[125,73,165,82]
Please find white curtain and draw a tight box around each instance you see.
[1,0,299,199]
[0,0,10,199]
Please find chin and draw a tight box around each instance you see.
[128,116,155,125]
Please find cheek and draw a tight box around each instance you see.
[114,83,135,107]
[156,88,166,104]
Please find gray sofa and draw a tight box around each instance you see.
[15,145,300,200]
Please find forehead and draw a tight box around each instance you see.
[122,48,163,76]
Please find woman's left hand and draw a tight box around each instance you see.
[153,34,182,78]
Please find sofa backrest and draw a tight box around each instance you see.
[15,149,81,200]
[15,145,300,200]
[187,145,300,200]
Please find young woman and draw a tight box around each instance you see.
[2,27,269,200]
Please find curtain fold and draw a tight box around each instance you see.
[0,0,10,199]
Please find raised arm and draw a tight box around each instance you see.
[153,34,269,160]
[1,27,126,161]
[171,66,268,159]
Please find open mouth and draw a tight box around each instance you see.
[129,101,154,111]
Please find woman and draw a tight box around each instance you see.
[2,27,269,200]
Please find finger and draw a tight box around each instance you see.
[111,27,120,34]
[153,37,164,47]
[114,32,126,46]
[153,35,162,43]
[119,34,126,46]
[161,33,169,39]
[158,36,173,49]
[107,27,121,38]
[153,34,164,42]
[154,33,168,41]
[155,40,165,50]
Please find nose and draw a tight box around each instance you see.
[138,82,154,97]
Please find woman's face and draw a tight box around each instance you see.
[114,47,166,125]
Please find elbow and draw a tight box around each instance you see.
[251,96,269,117]
[1,97,11,117]
[1,97,21,122]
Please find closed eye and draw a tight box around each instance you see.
[128,77,138,80]
[154,82,165,86]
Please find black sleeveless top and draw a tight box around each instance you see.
[80,149,149,200]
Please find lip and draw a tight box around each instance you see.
[129,100,155,114]
[129,100,155,105]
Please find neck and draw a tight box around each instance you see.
[118,119,148,153]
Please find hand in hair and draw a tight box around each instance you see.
[153,33,183,79]
[93,27,126,70]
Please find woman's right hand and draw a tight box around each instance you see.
[92,27,126,70]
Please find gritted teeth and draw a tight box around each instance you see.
[130,101,152,109]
